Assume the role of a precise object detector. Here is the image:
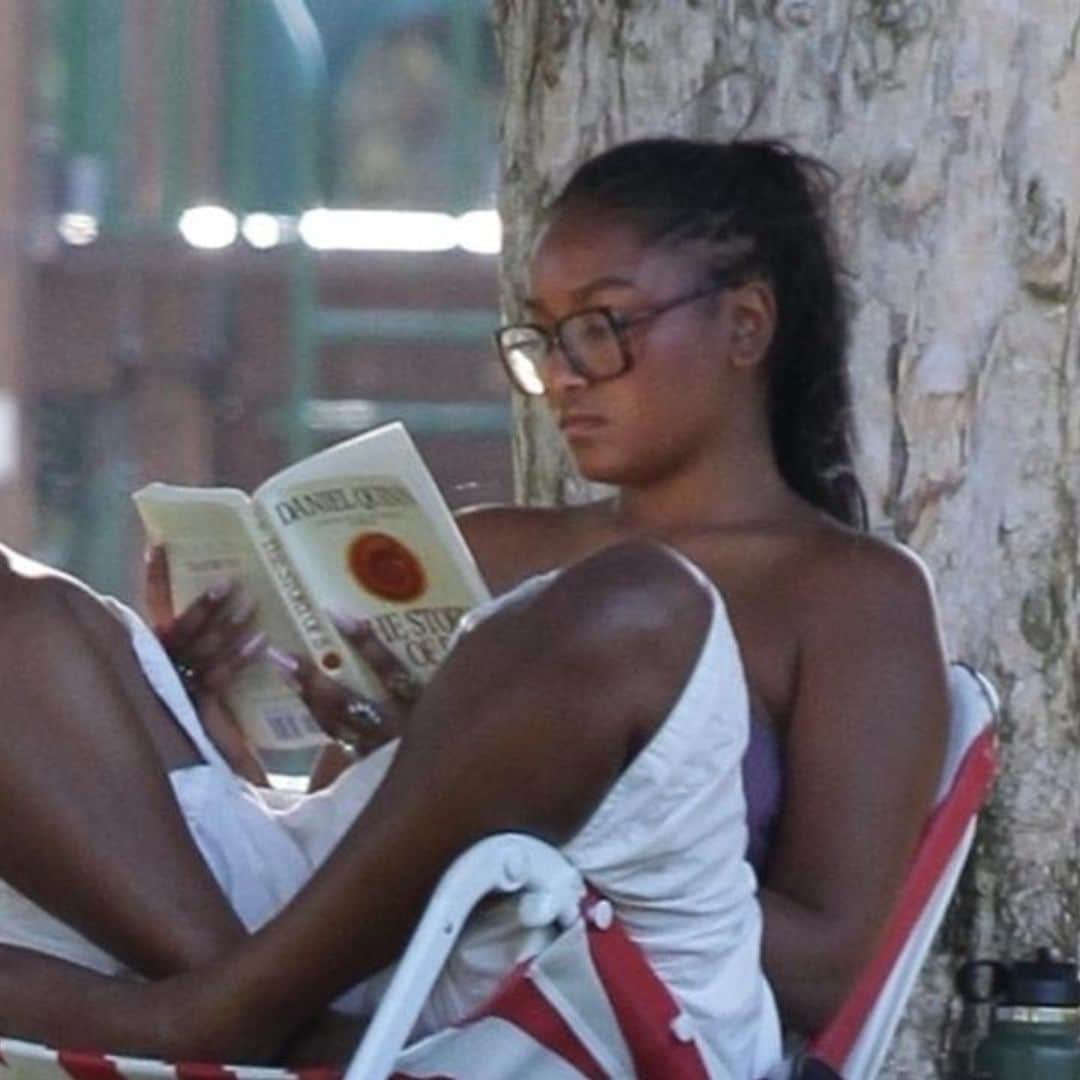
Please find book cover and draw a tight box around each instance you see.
[134,423,490,751]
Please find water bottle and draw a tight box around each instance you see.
[957,949,1080,1079]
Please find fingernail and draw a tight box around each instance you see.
[239,630,268,659]
[278,672,301,694]
[266,646,299,674]
[230,595,257,625]
[206,580,232,602]
[327,608,367,635]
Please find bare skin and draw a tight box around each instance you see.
[453,206,949,1030]
[0,201,949,1055]
[0,552,247,978]
[142,548,393,788]
[0,539,712,1060]
[459,500,946,1031]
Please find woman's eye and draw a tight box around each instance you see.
[575,312,614,337]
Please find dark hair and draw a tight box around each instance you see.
[549,137,866,530]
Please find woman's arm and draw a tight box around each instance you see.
[0,543,710,1064]
[760,540,949,1034]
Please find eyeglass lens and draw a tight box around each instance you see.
[500,310,627,395]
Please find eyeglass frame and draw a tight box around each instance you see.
[493,278,743,397]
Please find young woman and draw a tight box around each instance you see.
[0,138,948,1076]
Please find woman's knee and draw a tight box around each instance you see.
[546,540,712,649]
[503,541,715,712]
[440,540,714,728]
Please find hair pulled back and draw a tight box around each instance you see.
[550,137,865,529]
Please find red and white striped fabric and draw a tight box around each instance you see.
[0,1040,315,1080]
[390,896,711,1079]
[0,896,709,1080]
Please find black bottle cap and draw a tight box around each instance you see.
[1007,950,1080,1007]
[957,949,1080,1007]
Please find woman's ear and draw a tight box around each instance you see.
[727,281,776,369]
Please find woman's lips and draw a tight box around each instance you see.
[558,412,607,437]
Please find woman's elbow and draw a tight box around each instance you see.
[779,948,863,1036]
[760,889,886,1036]
[800,942,867,1035]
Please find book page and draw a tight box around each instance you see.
[133,485,328,750]
[253,423,490,691]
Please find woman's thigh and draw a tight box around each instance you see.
[0,571,247,979]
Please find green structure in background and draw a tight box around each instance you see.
[43,0,505,592]
[222,0,328,217]
[56,0,328,222]
[57,0,125,224]
[232,0,505,461]
[53,0,495,216]
[221,0,330,462]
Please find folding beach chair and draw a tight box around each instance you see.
[0,664,996,1080]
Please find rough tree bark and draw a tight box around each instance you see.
[492,1,1080,1075]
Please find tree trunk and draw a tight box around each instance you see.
[492,1,1080,1074]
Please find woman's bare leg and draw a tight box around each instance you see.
[0,560,247,978]
[147,541,715,1061]
[0,541,713,1062]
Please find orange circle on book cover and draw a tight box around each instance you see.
[347,532,427,603]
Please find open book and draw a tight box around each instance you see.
[133,423,490,751]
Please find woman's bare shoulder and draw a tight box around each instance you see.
[456,502,608,594]
[456,501,566,533]
[792,525,944,659]
[807,527,936,607]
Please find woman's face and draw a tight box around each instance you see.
[523,206,764,487]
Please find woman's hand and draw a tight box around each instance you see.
[145,547,268,697]
[267,615,421,790]
[144,546,269,784]
[145,547,423,787]
[272,615,419,755]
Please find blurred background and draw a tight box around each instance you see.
[0,0,509,602]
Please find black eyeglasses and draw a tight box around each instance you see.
[494,282,730,397]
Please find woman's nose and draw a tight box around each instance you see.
[540,341,588,394]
